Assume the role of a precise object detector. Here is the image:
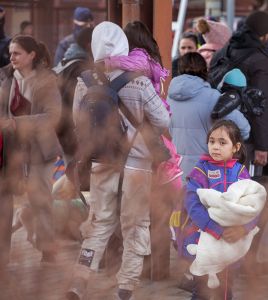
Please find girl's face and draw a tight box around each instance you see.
[179,38,197,56]
[9,42,35,74]
[208,127,241,162]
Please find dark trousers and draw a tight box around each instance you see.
[191,269,233,300]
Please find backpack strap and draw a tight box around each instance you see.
[109,71,140,92]
[111,72,142,128]
[79,70,97,88]
[53,58,84,75]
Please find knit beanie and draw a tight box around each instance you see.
[223,68,247,87]
[245,11,268,37]
[196,19,231,50]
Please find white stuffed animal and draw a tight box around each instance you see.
[187,179,266,288]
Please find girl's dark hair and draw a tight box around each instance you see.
[11,35,51,68]
[207,119,247,164]
[180,31,198,48]
[124,20,163,66]
[178,52,207,81]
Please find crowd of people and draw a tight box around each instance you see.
[0,4,268,300]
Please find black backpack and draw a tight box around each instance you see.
[208,45,254,89]
[75,70,140,164]
[211,83,266,120]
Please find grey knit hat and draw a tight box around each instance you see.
[246,11,268,37]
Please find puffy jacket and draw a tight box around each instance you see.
[210,26,268,151]
[167,74,250,182]
[73,22,170,170]
[105,48,169,96]
[54,34,75,66]
[183,155,257,258]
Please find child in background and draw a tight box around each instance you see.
[182,120,259,300]
[196,18,231,66]
[105,20,169,112]
[105,20,182,190]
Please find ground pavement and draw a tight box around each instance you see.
[1,217,268,299]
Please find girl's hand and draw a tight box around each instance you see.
[222,226,247,243]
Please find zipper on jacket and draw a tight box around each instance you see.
[224,162,227,192]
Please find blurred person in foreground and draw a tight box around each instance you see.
[54,27,94,162]
[0,35,62,268]
[66,21,170,300]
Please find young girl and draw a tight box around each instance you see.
[104,20,182,190]
[183,120,258,300]
[105,21,170,111]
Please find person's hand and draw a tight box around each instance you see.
[254,150,268,166]
[222,226,247,243]
[0,118,16,130]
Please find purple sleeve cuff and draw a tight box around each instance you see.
[243,216,259,233]
[204,219,224,240]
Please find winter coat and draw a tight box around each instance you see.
[105,48,182,185]
[54,34,75,66]
[0,36,10,68]
[0,18,11,68]
[0,67,62,191]
[182,155,257,258]
[105,48,169,96]
[73,22,170,171]
[210,26,268,151]
[188,178,265,288]
[167,74,250,182]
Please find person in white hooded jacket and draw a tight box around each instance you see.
[67,21,170,300]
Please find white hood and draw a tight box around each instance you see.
[91,21,129,63]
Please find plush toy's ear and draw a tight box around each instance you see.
[208,273,220,289]
[187,244,197,255]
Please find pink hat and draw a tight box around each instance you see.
[196,19,231,50]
